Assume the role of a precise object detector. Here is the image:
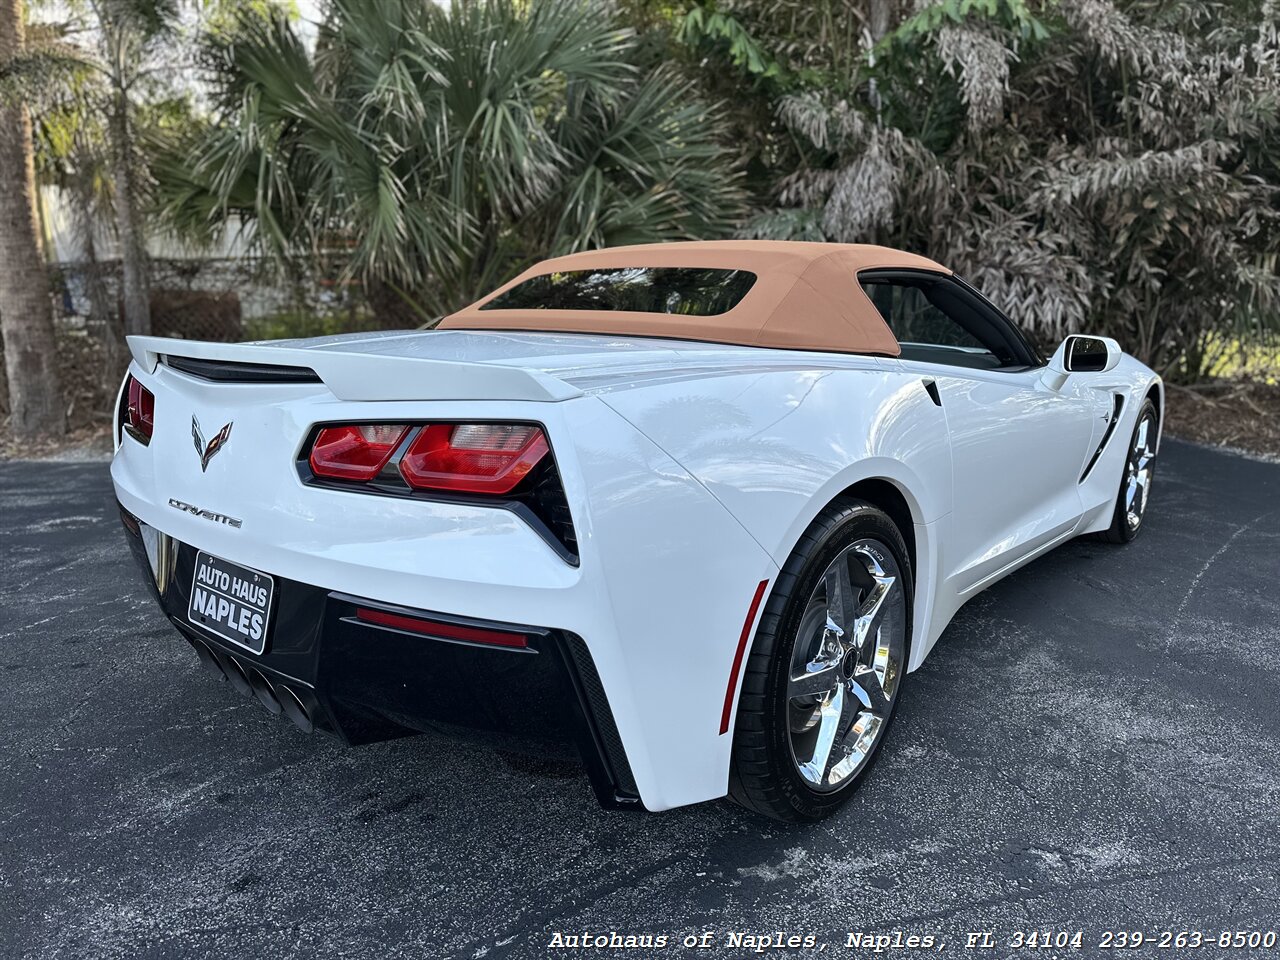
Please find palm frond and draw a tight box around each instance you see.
[160,0,745,313]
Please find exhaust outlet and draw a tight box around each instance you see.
[278,685,315,734]
[186,635,314,732]
[247,668,282,716]
[217,652,254,697]
[188,636,227,681]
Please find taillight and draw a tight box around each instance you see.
[399,423,549,495]
[301,420,575,560]
[308,424,409,481]
[123,375,155,444]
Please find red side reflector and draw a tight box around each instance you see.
[125,375,155,442]
[118,506,141,534]
[309,424,409,481]
[720,579,770,735]
[399,423,549,495]
[355,607,529,649]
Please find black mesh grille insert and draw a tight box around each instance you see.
[561,633,638,797]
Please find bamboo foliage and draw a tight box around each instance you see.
[934,24,1012,131]
[729,0,1280,377]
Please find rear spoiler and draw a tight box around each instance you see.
[127,336,581,403]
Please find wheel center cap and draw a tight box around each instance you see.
[840,648,858,680]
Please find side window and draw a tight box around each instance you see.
[863,282,988,351]
[860,276,1017,370]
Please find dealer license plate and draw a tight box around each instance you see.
[188,551,274,655]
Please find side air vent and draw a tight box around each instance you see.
[164,355,322,384]
[1080,394,1125,482]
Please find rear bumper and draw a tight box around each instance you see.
[119,503,642,810]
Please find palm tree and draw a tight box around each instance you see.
[29,67,126,395]
[163,0,747,321]
[7,0,183,342]
[94,0,184,338]
[0,0,65,439]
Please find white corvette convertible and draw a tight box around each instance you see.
[112,241,1162,821]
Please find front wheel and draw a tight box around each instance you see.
[1097,397,1158,543]
[728,500,912,822]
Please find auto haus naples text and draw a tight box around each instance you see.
[191,564,268,641]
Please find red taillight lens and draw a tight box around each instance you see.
[399,423,549,495]
[125,375,155,442]
[309,424,409,481]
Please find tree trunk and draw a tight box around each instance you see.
[0,0,66,438]
[868,0,893,43]
[73,179,124,396]
[109,85,151,337]
[867,0,895,118]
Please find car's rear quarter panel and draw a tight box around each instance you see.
[594,357,955,671]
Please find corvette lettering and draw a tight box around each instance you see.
[168,497,243,528]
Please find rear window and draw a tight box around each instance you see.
[481,267,756,316]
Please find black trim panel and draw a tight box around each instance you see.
[558,633,640,802]
[164,355,323,383]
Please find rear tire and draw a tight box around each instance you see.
[1097,397,1158,544]
[728,499,912,822]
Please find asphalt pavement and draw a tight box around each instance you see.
[2,439,1278,959]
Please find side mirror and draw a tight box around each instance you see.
[1043,334,1122,390]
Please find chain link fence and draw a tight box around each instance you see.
[50,256,387,342]
[0,256,392,433]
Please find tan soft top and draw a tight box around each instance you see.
[438,241,951,357]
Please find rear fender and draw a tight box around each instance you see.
[597,363,954,673]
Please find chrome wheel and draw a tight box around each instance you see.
[1124,413,1157,532]
[786,539,907,793]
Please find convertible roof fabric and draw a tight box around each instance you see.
[438,241,951,357]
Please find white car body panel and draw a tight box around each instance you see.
[111,328,1161,811]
